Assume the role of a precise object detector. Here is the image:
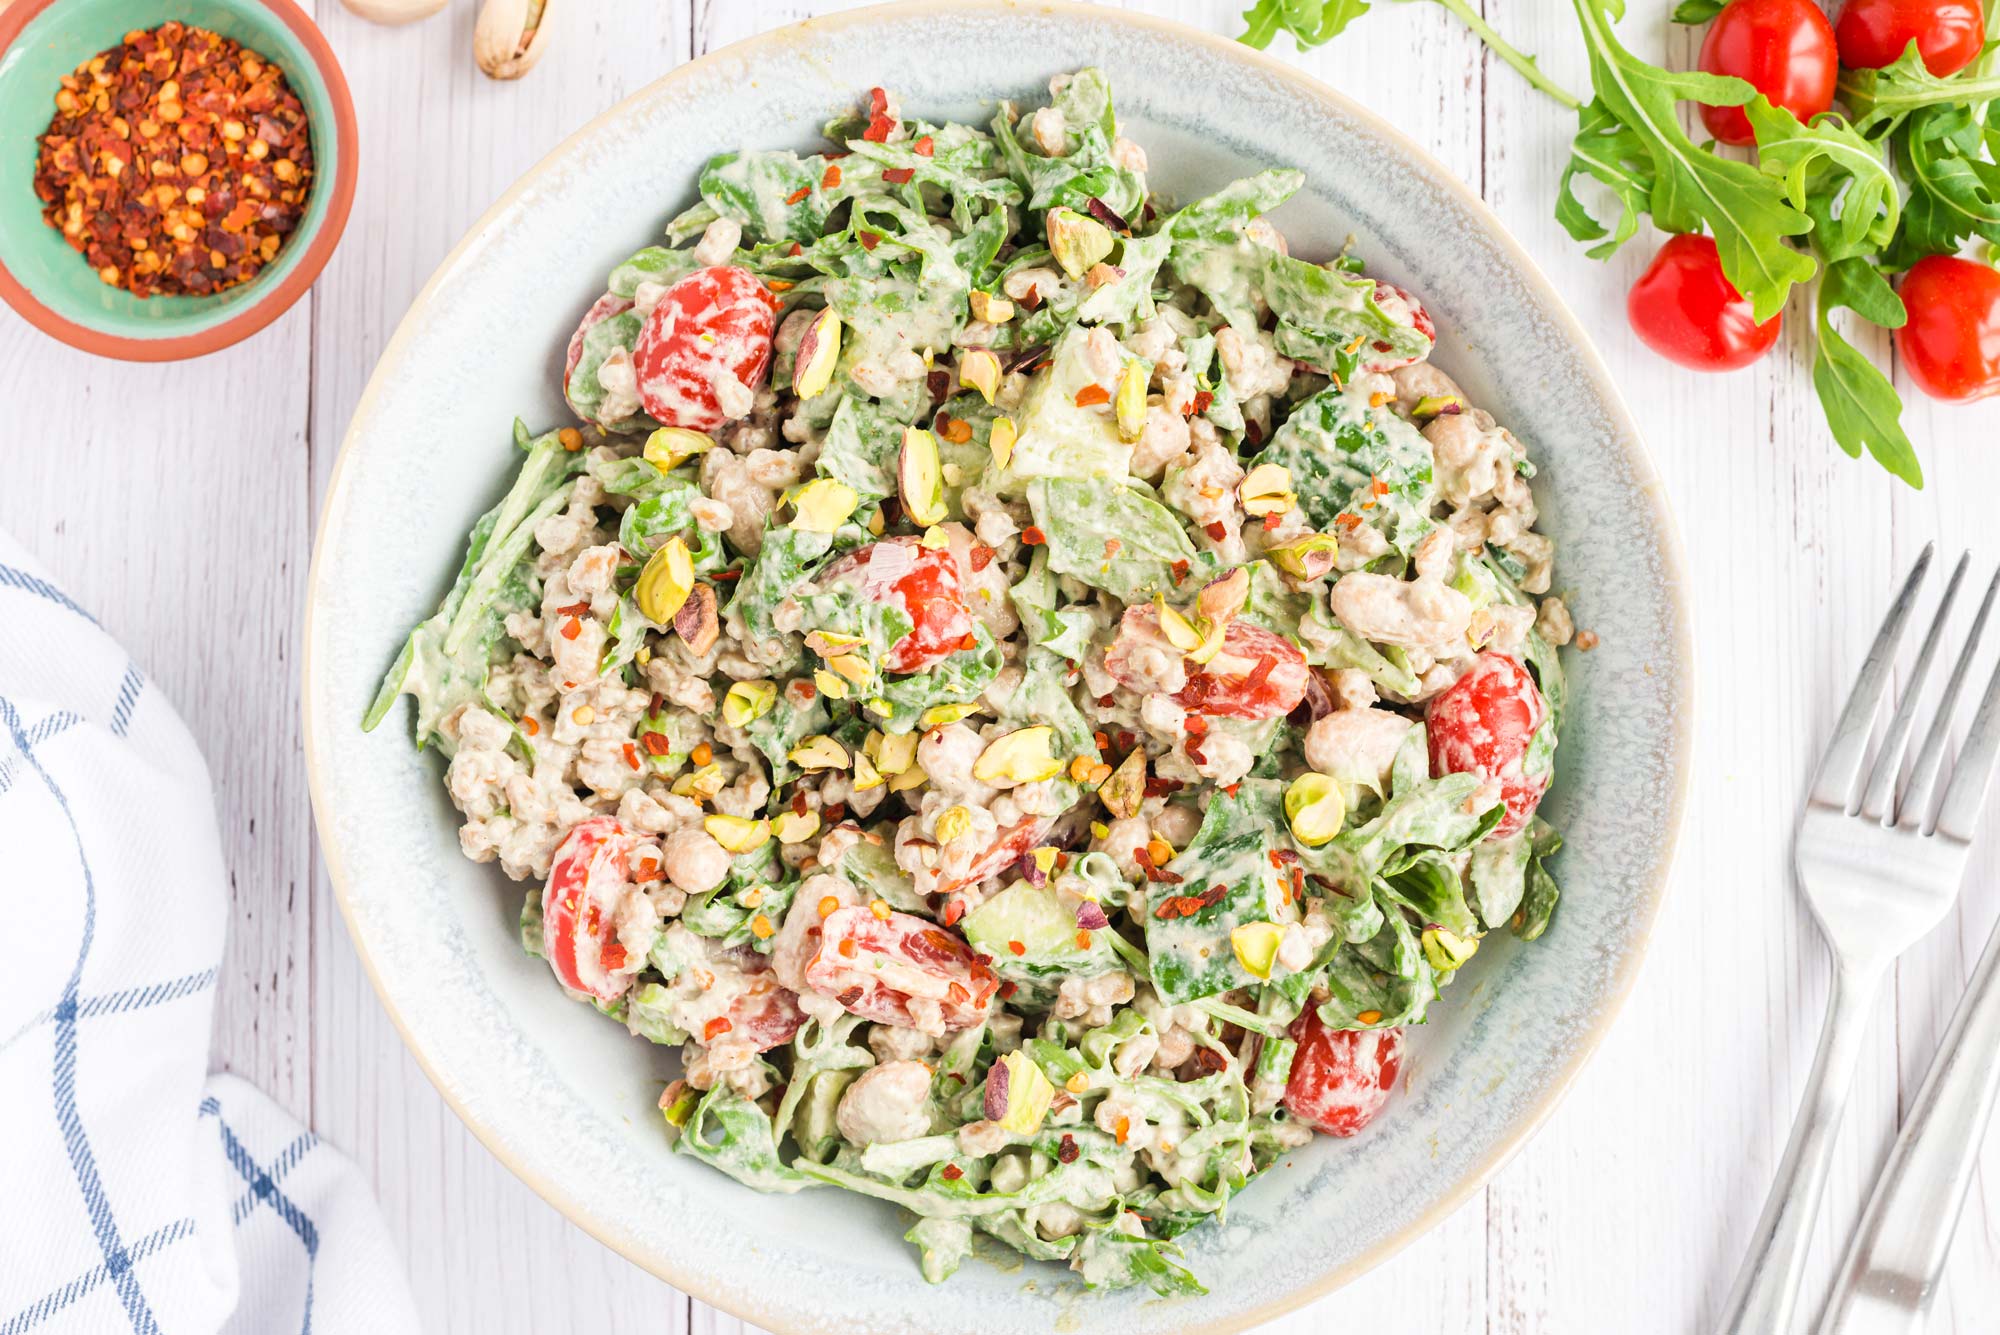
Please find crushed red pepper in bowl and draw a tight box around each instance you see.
[33,21,314,298]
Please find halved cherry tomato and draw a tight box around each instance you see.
[543,817,641,1001]
[632,265,778,431]
[806,906,999,1031]
[1361,283,1435,373]
[1835,0,1985,77]
[1697,0,1839,146]
[1426,652,1549,839]
[933,815,1048,899]
[1283,1011,1403,1138]
[1895,254,2000,403]
[1627,234,1781,372]
[818,539,976,673]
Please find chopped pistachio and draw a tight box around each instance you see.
[635,536,695,624]
[1284,772,1347,847]
[959,348,1002,405]
[899,427,947,526]
[972,726,1062,786]
[1230,921,1285,980]
[642,427,715,473]
[789,735,849,770]
[792,308,843,398]
[790,478,860,533]
[1422,927,1479,972]
[704,813,771,853]
[721,679,778,727]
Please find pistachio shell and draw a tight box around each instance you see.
[972,726,1062,786]
[1197,567,1250,624]
[793,308,843,399]
[643,426,715,473]
[721,679,777,727]
[634,536,694,624]
[898,427,947,527]
[474,0,553,80]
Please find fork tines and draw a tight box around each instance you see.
[1810,543,2000,838]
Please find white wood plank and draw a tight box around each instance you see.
[0,288,316,1121]
[305,3,696,1331]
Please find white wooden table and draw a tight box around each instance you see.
[8,1,2000,1329]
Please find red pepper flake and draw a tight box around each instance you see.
[821,163,842,189]
[837,985,865,1007]
[857,231,881,251]
[882,166,915,185]
[864,112,895,143]
[640,732,670,757]
[1193,1047,1226,1074]
[1291,864,1306,901]
[1372,475,1391,498]
[1007,940,1026,956]
[868,87,889,116]
[941,897,966,927]
[1103,538,1122,560]
[1019,284,1043,311]
[1190,390,1214,417]
[785,185,811,205]
[1224,782,1241,797]
[1074,930,1092,951]
[1245,420,1265,446]
[703,1017,733,1041]
[1263,511,1281,531]
[940,1163,964,1180]
[1335,513,1364,532]
[712,567,743,581]
[1073,384,1111,408]
[946,981,970,1004]
[1186,738,1207,765]
[1021,526,1047,547]
[622,742,641,771]
[797,680,817,702]
[34,21,317,299]
[1267,849,1285,870]
[838,939,857,959]
[521,716,540,737]
[1203,521,1228,541]
[788,242,804,257]
[998,980,1018,999]
[1184,714,1208,737]
[602,940,628,971]
[1057,1134,1080,1165]
[1143,777,1185,798]
[1202,883,1229,908]
[970,543,995,572]
[1092,730,1111,752]
[1170,558,1191,586]
[633,863,664,884]
[559,617,582,641]
[649,692,667,715]
[556,600,590,616]
[824,801,847,823]
[914,135,935,157]
[958,633,978,651]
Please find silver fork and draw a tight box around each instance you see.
[1718,545,2000,1335]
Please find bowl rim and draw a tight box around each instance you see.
[302,2,1695,1328]
[0,0,358,363]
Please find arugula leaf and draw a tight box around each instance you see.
[1566,0,1816,322]
[1746,98,1901,262]
[1238,0,1371,50]
[1840,44,2000,136]
[1813,257,1921,488]
[1890,104,2000,264]
[1029,476,1217,604]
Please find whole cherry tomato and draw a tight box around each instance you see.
[807,906,1000,1032]
[1895,255,2000,403]
[1360,282,1436,373]
[542,817,641,1001]
[1835,0,1986,76]
[1283,1012,1403,1138]
[818,539,977,673]
[1697,0,1839,146]
[1426,652,1550,839]
[1627,234,1782,372]
[631,264,778,431]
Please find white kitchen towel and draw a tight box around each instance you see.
[0,531,420,1335]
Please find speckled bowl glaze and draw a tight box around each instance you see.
[304,4,1692,1331]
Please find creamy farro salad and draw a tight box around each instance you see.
[366,71,1574,1294]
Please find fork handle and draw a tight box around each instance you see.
[1718,962,1884,1335]
[1817,911,2000,1335]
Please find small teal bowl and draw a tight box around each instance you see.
[0,0,356,361]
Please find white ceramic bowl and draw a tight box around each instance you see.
[304,4,1692,1331]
